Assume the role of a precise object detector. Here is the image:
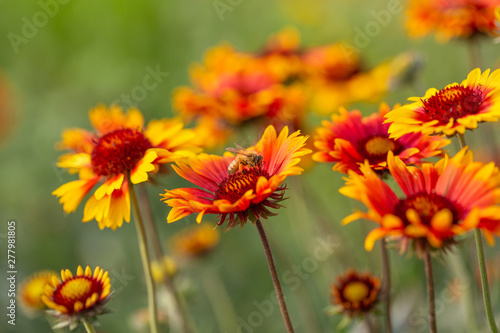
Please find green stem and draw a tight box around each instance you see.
[474,229,499,333]
[137,184,191,333]
[456,133,467,149]
[202,266,238,333]
[364,313,375,333]
[423,248,437,333]
[81,318,97,333]
[255,219,295,333]
[129,180,159,333]
[380,239,393,333]
[456,128,499,332]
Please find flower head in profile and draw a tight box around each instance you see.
[330,269,381,318]
[406,0,500,41]
[171,224,220,258]
[386,68,500,138]
[53,105,201,230]
[340,148,500,255]
[161,125,311,229]
[313,103,450,174]
[42,266,112,330]
[20,270,57,313]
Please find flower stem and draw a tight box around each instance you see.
[456,133,467,149]
[474,229,499,333]
[129,181,159,333]
[380,239,393,333]
[81,318,97,333]
[456,128,499,332]
[137,184,191,333]
[255,219,295,333]
[423,248,437,333]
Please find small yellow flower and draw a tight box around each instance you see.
[19,270,57,313]
[151,257,177,283]
[330,270,381,317]
[42,266,112,330]
[171,224,220,258]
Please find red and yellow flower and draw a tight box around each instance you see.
[340,148,500,254]
[42,266,111,328]
[20,270,57,312]
[161,125,311,229]
[406,0,500,41]
[330,270,381,317]
[173,44,307,133]
[313,104,450,174]
[53,105,201,230]
[386,68,500,138]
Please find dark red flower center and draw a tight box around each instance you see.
[53,277,103,314]
[91,128,152,177]
[394,192,458,226]
[421,85,489,124]
[214,168,269,203]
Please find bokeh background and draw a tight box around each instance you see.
[1,0,500,332]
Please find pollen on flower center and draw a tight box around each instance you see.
[53,277,101,312]
[422,85,488,124]
[394,192,458,226]
[364,137,396,156]
[215,168,268,203]
[91,128,152,177]
[343,281,369,302]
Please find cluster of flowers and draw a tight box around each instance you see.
[18,1,500,332]
[173,28,418,148]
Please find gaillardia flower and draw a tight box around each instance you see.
[386,68,500,138]
[20,270,57,313]
[53,105,201,230]
[406,0,500,41]
[331,269,381,318]
[330,269,381,317]
[161,125,310,229]
[42,266,111,329]
[313,103,450,174]
[340,148,500,254]
[170,224,220,258]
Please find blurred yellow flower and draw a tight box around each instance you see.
[171,224,220,258]
[406,0,500,41]
[20,270,57,313]
[330,269,381,317]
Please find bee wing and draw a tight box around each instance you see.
[226,146,252,156]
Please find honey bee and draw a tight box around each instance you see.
[226,144,264,175]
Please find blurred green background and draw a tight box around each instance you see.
[1,0,500,332]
